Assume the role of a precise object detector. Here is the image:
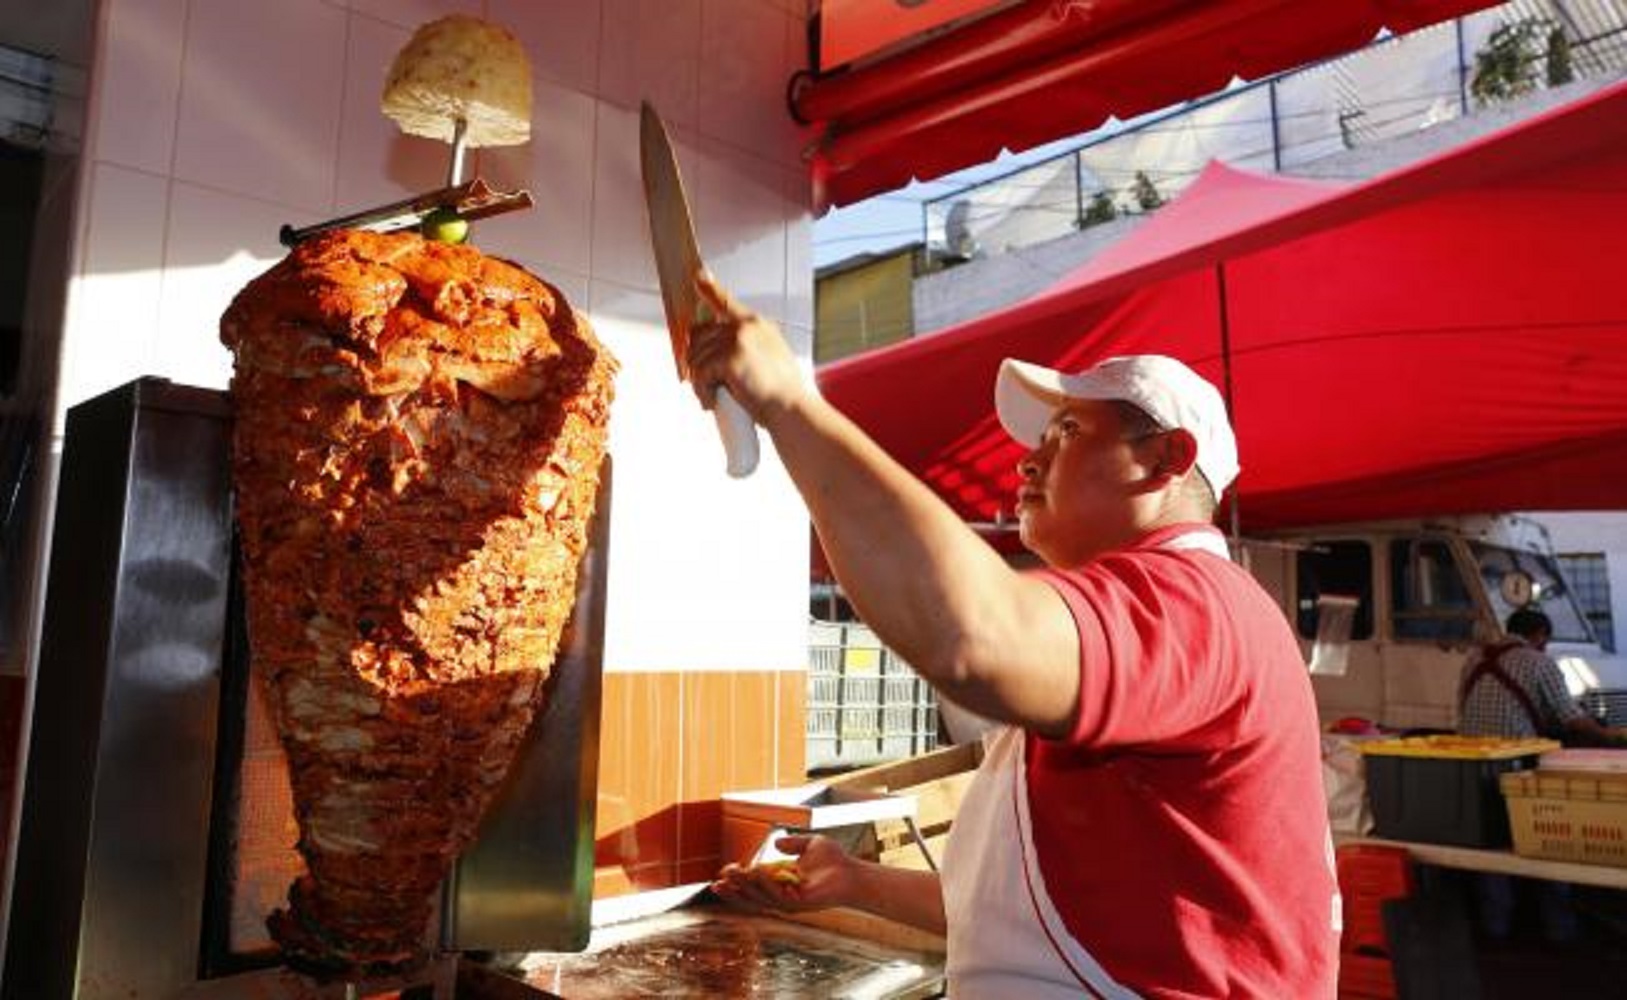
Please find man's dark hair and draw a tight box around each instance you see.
[1110,401,1218,516]
[1505,607,1552,639]
[1110,400,1164,442]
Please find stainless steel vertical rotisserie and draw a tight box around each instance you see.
[1,376,609,998]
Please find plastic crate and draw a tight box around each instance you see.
[1358,736,1557,847]
[1336,844,1413,957]
[1338,951,1397,1000]
[807,622,938,770]
[1501,768,1627,868]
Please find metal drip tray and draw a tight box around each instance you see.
[508,907,944,998]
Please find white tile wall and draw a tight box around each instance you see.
[599,0,703,130]
[587,101,657,292]
[591,282,809,673]
[783,165,813,331]
[65,0,816,672]
[692,131,788,322]
[340,0,480,32]
[586,106,804,327]
[488,0,602,96]
[154,182,291,391]
[335,13,446,212]
[91,0,187,174]
[172,0,346,213]
[475,76,599,279]
[589,280,719,492]
[698,0,803,166]
[58,164,168,406]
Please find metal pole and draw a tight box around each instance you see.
[1455,18,1470,116]
[1073,151,1086,229]
[1268,80,1282,172]
[835,640,847,762]
[447,117,470,187]
[1216,262,1241,543]
[875,646,887,759]
[904,816,940,872]
[914,671,926,754]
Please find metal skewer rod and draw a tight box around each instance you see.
[903,816,940,872]
[447,116,469,186]
[278,177,534,246]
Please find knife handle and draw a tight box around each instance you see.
[714,388,760,478]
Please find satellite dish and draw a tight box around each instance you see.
[943,199,979,261]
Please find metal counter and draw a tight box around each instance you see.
[506,906,945,999]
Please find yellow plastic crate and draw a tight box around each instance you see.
[1358,736,1558,846]
[1357,735,1560,760]
[1501,769,1627,868]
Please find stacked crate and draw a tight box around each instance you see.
[808,622,938,770]
[1336,844,1414,1000]
[1502,764,1627,867]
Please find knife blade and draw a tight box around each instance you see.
[639,101,760,478]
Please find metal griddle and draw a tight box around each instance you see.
[508,907,944,999]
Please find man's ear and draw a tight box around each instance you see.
[1153,428,1200,483]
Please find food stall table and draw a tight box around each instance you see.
[1335,834,1627,890]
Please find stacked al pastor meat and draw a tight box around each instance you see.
[220,229,616,976]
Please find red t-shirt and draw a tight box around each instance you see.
[1030,524,1337,998]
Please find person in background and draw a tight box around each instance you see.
[689,274,1337,999]
[1459,607,1627,747]
[1458,607,1627,944]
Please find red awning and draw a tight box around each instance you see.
[797,0,1503,210]
[816,80,1627,533]
[819,0,1014,69]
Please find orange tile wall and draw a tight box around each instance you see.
[593,669,806,898]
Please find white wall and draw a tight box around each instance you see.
[1528,512,1627,651]
[914,214,1142,335]
[58,0,815,674]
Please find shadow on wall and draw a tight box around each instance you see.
[595,802,691,892]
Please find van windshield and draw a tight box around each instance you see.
[1470,542,1594,644]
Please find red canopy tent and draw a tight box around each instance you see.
[816,80,1627,537]
[797,0,1502,209]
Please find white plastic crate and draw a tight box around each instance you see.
[807,621,938,771]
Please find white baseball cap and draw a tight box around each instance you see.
[995,354,1240,495]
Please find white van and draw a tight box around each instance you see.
[1240,514,1627,732]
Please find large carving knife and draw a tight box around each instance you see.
[639,101,760,478]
